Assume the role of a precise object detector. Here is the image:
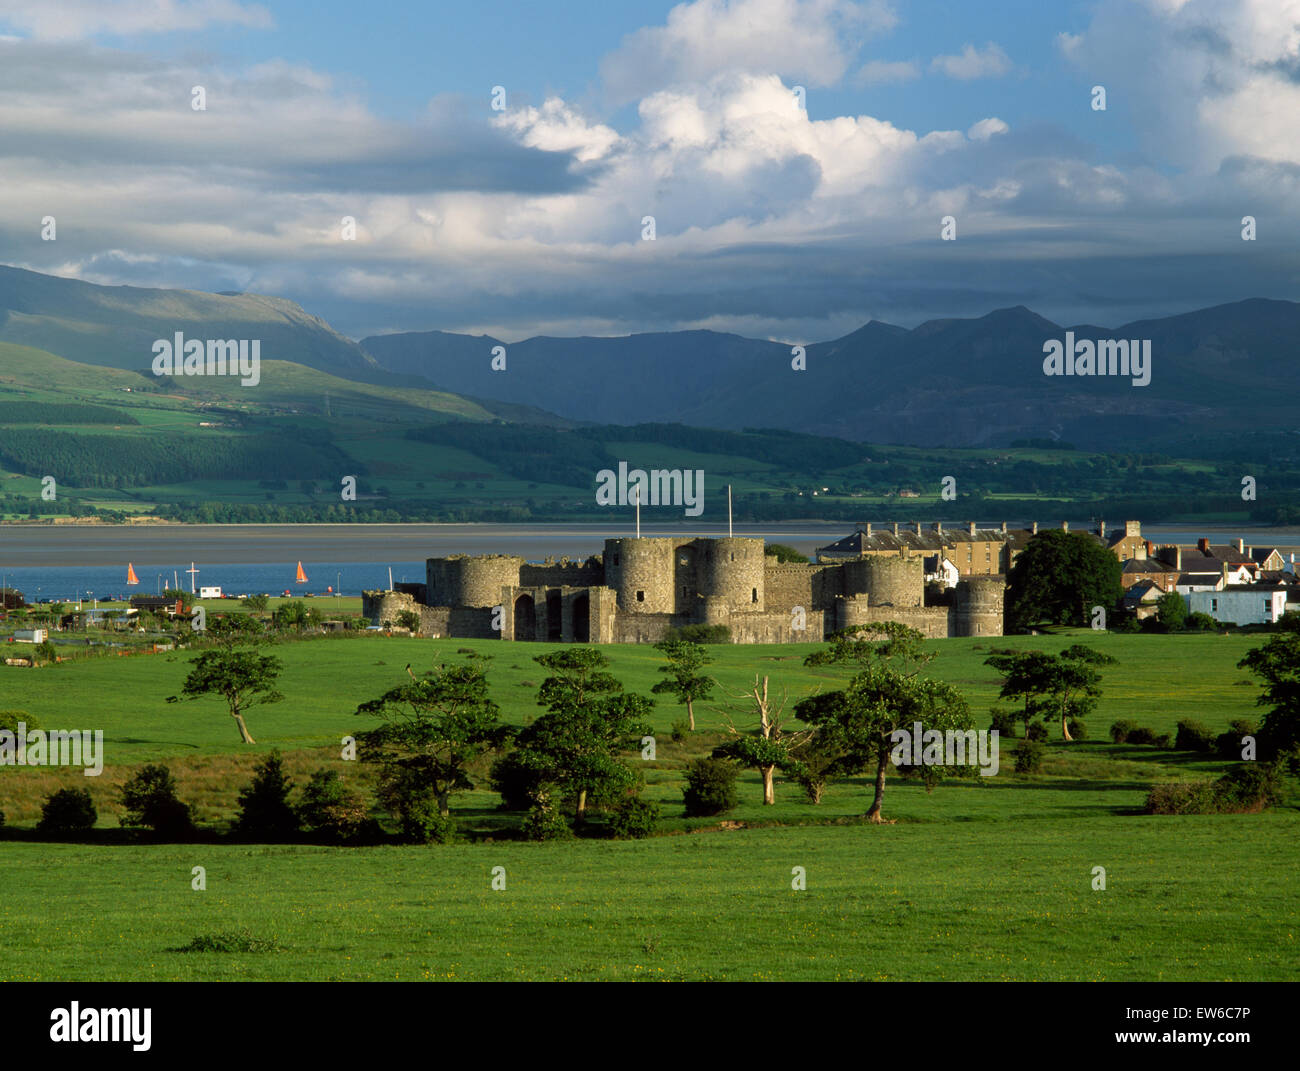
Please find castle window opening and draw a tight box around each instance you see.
[636,590,644,602]
[751,588,758,603]
[730,553,735,561]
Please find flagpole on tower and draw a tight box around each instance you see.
[728,484,733,538]
[635,485,641,539]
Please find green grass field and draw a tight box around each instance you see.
[1,631,1296,980]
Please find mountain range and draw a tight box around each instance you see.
[2,263,1296,451]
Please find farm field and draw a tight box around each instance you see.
[1,819,1296,981]
[1,631,1296,981]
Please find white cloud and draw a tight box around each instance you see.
[854,58,919,85]
[967,117,1009,140]
[600,0,898,102]
[930,42,1012,80]
[0,0,272,40]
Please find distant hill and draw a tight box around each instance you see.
[0,265,377,381]
[362,299,1300,450]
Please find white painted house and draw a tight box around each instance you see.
[1188,586,1289,626]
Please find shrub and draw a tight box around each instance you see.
[37,788,97,834]
[664,624,730,644]
[1213,763,1281,812]
[0,710,39,734]
[121,764,196,837]
[521,794,573,840]
[1146,764,1282,815]
[989,707,1017,739]
[1025,722,1049,743]
[233,750,299,838]
[0,809,5,828]
[1152,733,1172,749]
[1174,719,1216,753]
[670,719,690,743]
[1127,726,1159,746]
[1216,720,1256,760]
[682,757,738,817]
[1145,781,1218,815]
[1185,612,1217,631]
[1066,717,1088,740]
[1110,719,1138,744]
[297,770,371,843]
[1013,739,1045,774]
[489,751,543,811]
[376,767,455,843]
[609,797,659,839]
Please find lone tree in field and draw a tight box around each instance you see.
[1006,529,1122,632]
[512,648,653,824]
[355,662,510,817]
[1239,632,1300,760]
[796,622,971,822]
[167,636,283,744]
[985,644,1115,741]
[651,639,714,731]
[983,650,1056,737]
[713,675,805,805]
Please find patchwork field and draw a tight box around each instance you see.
[1,631,1296,980]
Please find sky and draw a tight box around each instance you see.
[0,0,1297,343]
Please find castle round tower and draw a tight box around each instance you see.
[843,556,923,607]
[954,575,1005,636]
[604,538,676,613]
[427,554,524,609]
[697,537,766,612]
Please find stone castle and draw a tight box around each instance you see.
[362,536,1004,643]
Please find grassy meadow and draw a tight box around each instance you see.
[1,630,1297,980]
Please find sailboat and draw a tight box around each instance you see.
[126,563,140,586]
[295,561,309,585]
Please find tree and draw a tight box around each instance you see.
[983,650,1055,736]
[395,609,421,634]
[167,637,283,743]
[355,662,509,818]
[986,644,1116,742]
[1155,592,1187,631]
[1238,633,1300,759]
[120,764,195,836]
[33,640,56,666]
[1006,529,1122,632]
[713,675,804,805]
[765,543,809,564]
[512,648,653,824]
[796,622,971,822]
[272,600,308,631]
[233,749,299,837]
[651,639,714,731]
[241,594,269,612]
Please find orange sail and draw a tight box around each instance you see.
[126,563,140,585]
[295,561,308,584]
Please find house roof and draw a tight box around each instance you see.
[1122,579,1163,603]
[1120,558,1177,575]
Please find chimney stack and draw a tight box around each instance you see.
[1198,537,1210,554]
[969,521,977,536]
[1001,521,1007,533]
[935,521,943,535]
[865,522,872,537]
[1098,518,1106,539]
[1236,538,1245,554]
[1032,521,1038,535]
[915,521,922,535]
[1062,520,1070,532]
[892,522,899,537]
